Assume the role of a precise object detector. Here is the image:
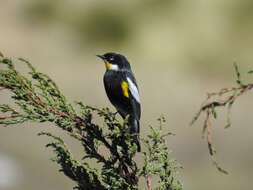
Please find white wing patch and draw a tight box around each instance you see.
[127,77,140,103]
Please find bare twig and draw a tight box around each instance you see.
[191,63,253,174]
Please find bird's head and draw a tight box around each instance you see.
[97,52,131,71]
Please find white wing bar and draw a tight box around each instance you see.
[127,77,140,103]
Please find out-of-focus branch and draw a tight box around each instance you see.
[191,63,253,174]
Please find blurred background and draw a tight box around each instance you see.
[1,0,253,189]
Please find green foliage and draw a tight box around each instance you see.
[140,117,182,190]
[39,132,105,190]
[0,56,182,189]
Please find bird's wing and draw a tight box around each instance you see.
[123,71,141,120]
[127,77,140,104]
[125,74,141,139]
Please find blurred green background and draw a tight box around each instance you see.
[1,0,253,189]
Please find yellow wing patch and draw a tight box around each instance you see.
[121,81,129,98]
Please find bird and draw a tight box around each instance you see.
[97,52,141,152]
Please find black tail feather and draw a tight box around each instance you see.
[133,135,141,152]
[129,116,141,152]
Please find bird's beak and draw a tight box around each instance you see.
[96,54,114,70]
[96,55,105,60]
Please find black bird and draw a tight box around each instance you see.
[97,52,141,152]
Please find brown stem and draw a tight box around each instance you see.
[0,115,20,120]
[146,175,152,190]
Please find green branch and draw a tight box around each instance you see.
[0,55,182,190]
[140,117,182,190]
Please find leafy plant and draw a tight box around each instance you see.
[0,54,182,190]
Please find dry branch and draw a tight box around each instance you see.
[191,63,253,174]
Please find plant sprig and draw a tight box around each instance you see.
[191,63,253,174]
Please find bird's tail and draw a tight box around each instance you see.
[129,116,141,152]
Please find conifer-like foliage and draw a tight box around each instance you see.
[141,118,182,190]
[0,54,182,190]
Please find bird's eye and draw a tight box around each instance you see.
[109,57,114,61]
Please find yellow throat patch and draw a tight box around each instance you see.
[121,81,129,98]
[105,61,112,70]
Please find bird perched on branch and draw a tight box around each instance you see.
[97,52,141,152]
